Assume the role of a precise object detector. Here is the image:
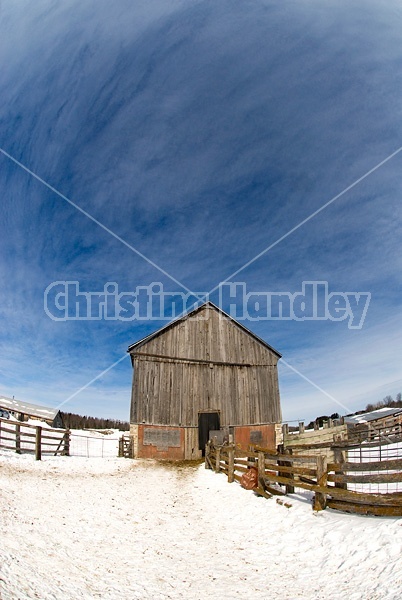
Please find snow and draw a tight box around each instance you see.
[0,452,401,599]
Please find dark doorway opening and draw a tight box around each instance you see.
[198,411,220,455]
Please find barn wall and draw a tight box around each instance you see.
[131,358,281,427]
[130,424,282,459]
[136,306,278,365]
[130,425,202,460]
[130,305,281,429]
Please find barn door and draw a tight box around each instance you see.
[198,411,220,453]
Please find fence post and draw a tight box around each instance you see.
[313,455,328,511]
[129,436,134,458]
[284,448,295,494]
[63,430,70,456]
[205,440,211,469]
[215,446,221,473]
[333,447,347,490]
[228,445,235,483]
[258,451,266,490]
[35,426,42,461]
[118,436,123,457]
[298,422,305,434]
[15,424,21,454]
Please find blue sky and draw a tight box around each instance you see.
[0,0,401,422]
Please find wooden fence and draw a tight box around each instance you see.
[118,434,134,458]
[206,440,402,516]
[0,417,69,460]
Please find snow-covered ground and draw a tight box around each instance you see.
[0,452,401,600]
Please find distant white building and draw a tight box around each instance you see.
[0,395,64,428]
[345,406,402,426]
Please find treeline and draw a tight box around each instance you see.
[304,413,340,430]
[364,393,402,414]
[60,411,130,431]
[294,393,402,432]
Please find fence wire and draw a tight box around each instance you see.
[69,433,119,458]
[347,438,402,495]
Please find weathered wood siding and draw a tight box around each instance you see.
[130,305,281,427]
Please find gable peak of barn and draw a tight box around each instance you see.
[127,300,281,358]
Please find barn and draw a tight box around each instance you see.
[127,302,282,460]
[0,395,64,428]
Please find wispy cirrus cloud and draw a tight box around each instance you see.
[0,0,401,419]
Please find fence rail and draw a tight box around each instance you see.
[206,440,402,516]
[0,417,69,459]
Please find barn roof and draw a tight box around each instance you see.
[127,301,281,358]
[0,395,60,420]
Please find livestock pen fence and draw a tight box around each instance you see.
[205,432,402,516]
[0,416,69,459]
[0,417,120,458]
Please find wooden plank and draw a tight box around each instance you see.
[0,442,24,451]
[53,435,65,457]
[264,462,317,477]
[328,472,402,484]
[275,453,324,464]
[258,451,266,492]
[215,445,221,472]
[0,419,66,435]
[313,455,327,511]
[228,446,235,483]
[233,464,249,473]
[37,441,66,448]
[0,435,35,445]
[262,472,402,505]
[15,424,21,454]
[0,425,32,436]
[327,499,402,517]
[35,427,41,461]
[41,433,65,441]
[328,458,402,472]
[134,350,266,368]
[333,446,347,490]
[235,458,256,466]
[63,430,70,456]
[253,486,272,499]
[263,482,287,496]
[336,436,402,449]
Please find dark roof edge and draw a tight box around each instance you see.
[127,301,282,358]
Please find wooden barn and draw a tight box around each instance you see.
[127,302,282,460]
